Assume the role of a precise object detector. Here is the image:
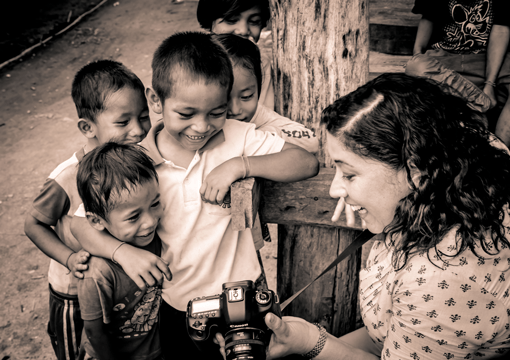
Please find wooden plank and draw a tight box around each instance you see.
[229,168,363,230]
[369,0,419,27]
[230,177,260,231]
[260,168,362,229]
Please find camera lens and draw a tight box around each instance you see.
[224,327,267,360]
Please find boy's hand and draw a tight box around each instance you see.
[68,250,91,279]
[115,244,172,291]
[200,157,244,205]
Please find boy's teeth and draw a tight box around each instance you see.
[188,135,205,140]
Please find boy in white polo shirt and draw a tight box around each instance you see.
[71,31,319,359]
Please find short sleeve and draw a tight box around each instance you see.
[255,106,318,153]
[412,0,445,23]
[31,178,70,226]
[243,123,285,157]
[78,259,115,323]
[493,0,510,27]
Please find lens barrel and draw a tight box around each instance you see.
[224,327,266,360]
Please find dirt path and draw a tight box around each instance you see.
[0,1,277,358]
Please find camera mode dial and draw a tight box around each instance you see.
[255,291,271,305]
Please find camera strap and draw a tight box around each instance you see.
[280,229,375,311]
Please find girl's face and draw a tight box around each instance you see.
[327,132,411,234]
[228,65,259,122]
[211,6,264,42]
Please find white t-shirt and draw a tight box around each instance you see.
[141,120,285,310]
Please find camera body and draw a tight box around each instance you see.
[186,280,281,360]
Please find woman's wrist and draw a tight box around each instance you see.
[301,323,328,359]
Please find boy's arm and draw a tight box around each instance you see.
[24,214,90,278]
[83,319,116,360]
[200,142,319,204]
[413,18,434,55]
[70,215,171,290]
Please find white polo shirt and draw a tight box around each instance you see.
[141,120,285,310]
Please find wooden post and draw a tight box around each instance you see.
[269,0,369,337]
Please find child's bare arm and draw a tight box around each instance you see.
[83,319,115,360]
[200,142,319,204]
[413,18,434,55]
[24,214,90,278]
[70,216,172,290]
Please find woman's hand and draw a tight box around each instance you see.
[332,197,366,228]
[265,313,320,359]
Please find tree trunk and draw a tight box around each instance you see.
[269,0,369,337]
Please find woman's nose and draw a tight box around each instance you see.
[329,172,348,199]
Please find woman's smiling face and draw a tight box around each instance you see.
[327,132,411,234]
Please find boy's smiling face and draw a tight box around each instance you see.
[153,79,228,152]
[101,179,162,247]
[93,86,151,145]
[211,6,264,42]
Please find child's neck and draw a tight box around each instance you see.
[84,138,100,154]
[156,130,196,168]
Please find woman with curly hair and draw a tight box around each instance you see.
[262,73,510,359]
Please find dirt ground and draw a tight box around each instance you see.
[0,1,277,358]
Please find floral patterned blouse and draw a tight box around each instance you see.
[359,228,510,359]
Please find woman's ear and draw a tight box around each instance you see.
[407,160,423,189]
[78,119,96,139]
[146,88,163,115]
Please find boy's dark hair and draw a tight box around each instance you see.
[151,31,233,103]
[197,0,270,30]
[71,60,145,122]
[214,33,262,96]
[77,142,158,221]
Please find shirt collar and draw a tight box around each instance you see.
[140,120,226,165]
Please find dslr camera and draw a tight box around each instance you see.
[186,280,281,360]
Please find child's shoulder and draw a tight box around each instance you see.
[81,255,117,280]
[223,118,257,134]
[47,148,84,181]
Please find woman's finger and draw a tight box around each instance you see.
[331,197,346,223]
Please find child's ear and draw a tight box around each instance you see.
[146,88,163,115]
[78,119,96,139]
[85,212,106,232]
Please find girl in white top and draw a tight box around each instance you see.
[214,32,319,154]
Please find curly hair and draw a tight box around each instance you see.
[321,73,510,269]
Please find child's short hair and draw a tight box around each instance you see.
[151,31,233,103]
[77,142,158,221]
[196,0,270,30]
[71,60,145,122]
[214,33,262,96]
